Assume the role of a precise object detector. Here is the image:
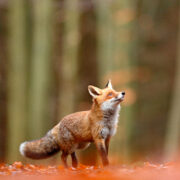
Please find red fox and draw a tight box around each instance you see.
[19,80,125,168]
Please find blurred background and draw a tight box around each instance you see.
[0,0,180,165]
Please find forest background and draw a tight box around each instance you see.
[0,0,180,165]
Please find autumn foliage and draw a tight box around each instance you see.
[0,161,180,180]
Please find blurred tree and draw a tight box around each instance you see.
[57,0,79,118]
[164,10,180,161]
[7,0,28,162]
[96,1,115,80]
[0,5,7,161]
[28,0,54,139]
[52,0,65,124]
[77,0,98,104]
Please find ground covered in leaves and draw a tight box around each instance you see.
[0,161,180,180]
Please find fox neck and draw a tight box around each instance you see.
[90,99,121,122]
[102,105,120,120]
[101,104,121,136]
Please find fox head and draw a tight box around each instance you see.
[88,80,125,111]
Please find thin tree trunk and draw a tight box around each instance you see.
[58,0,79,118]
[164,10,180,161]
[7,0,28,162]
[0,6,8,162]
[28,0,54,139]
[52,0,65,124]
[96,0,115,81]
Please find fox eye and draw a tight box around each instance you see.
[107,92,113,97]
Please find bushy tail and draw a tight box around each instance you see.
[19,131,60,159]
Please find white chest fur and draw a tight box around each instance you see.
[100,104,121,138]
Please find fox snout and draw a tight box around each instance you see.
[114,91,125,103]
[118,91,125,98]
[120,91,125,99]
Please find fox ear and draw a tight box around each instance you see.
[105,79,113,89]
[88,85,101,98]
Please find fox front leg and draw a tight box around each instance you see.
[105,136,110,155]
[95,139,109,166]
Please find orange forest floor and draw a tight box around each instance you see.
[0,161,180,180]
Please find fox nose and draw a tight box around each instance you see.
[122,91,125,96]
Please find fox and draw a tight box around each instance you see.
[19,80,125,168]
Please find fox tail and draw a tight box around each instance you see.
[19,131,60,159]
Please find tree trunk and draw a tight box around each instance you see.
[164,10,180,161]
[7,0,28,162]
[0,5,8,162]
[28,0,54,139]
[57,0,79,118]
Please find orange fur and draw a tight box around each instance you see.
[19,80,125,168]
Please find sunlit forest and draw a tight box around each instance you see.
[0,0,180,175]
